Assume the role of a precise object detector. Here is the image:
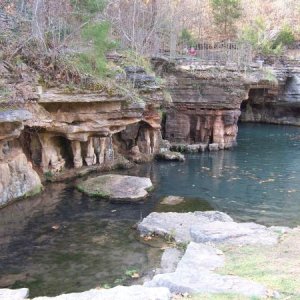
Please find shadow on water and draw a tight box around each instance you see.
[1,123,300,297]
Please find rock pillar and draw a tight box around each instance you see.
[71,140,83,168]
[84,137,97,166]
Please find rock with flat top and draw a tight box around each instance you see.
[138,211,278,245]
[77,174,153,201]
[32,286,171,300]
[190,221,278,245]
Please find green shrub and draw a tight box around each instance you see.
[179,28,197,47]
[241,19,296,56]
[72,22,116,77]
[272,25,295,49]
[240,18,281,56]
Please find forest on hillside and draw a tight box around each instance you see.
[0,0,300,84]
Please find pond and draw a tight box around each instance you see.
[1,123,300,297]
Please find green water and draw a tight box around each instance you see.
[1,123,300,297]
[145,123,300,226]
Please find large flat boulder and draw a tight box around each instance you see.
[138,211,278,245]
[190,221,278,245]
[32,286,171,300]
[145,243,267,298]
[77,174,153,201]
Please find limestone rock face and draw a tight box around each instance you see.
[240,59,300,125]
[152,57,300,149]
[0,109,31,142]
[152,58,249,149]
[0,147,42,206]
[77,174,153,201]
[0,64,164,205]
[165,108,240,149]
[0,109,41,206]
[20,82,163,174]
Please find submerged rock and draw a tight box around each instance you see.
[156,151,185,162]
[0,288,29,300]
[77,174,153,201]
[138,211,278,245]
[32,285,171,300]
[145,242,267,298]
[160,196,185,206]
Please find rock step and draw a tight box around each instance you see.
[145,243,268,298]
[138,211,280,245]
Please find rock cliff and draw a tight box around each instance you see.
[152,56,300,150]
[0,61,164,205]
[241,58,300,125]
[0,110,42,206]
[1,54,300,205]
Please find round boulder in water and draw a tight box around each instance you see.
[77,174,153,201]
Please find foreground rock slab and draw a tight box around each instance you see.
[0,288,29,300]
[145,243,267,298]
[77,174,153,201]
[138,211,279,245]
[32,286,171,300]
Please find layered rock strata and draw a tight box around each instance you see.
[152,59,249,149]
[152,57,299,150]
[241,59,300,125]
[0,64,164,205]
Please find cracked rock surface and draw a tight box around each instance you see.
[138,211,279,245]
[145,242,267,297]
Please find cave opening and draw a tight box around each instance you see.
[55,136,74,169]
[239,88,267,123]
[19,127,43,168]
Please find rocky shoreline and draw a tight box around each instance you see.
[2,210,296,300]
